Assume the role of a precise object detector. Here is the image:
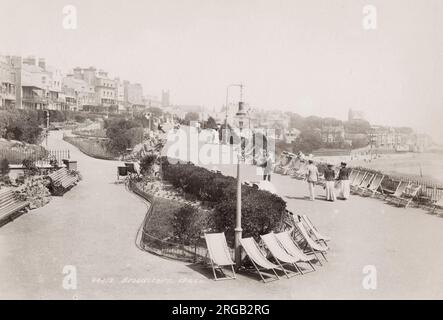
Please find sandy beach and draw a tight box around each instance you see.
[315,152,443,184]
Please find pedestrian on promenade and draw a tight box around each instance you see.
[306,159,319,201]
[324,163,336,201]
[262,151,274,182]
[337,161,351,200]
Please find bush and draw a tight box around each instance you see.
[105,118,144,154]
[140,154,157,176]
[0,158,10,175]
[171,204,206,245]
[0,109,43,144]
[161,159,287,243]
[22,158,38,176]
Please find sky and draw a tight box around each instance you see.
[1,0,443,142]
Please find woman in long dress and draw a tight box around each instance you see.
[337,162,351,200]
[324,164,336,201]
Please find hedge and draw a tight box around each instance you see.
[161,158,287,244]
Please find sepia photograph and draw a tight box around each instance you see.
[1,0,443,305]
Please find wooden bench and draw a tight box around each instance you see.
[0,188,30,227]
[48,167,78,195]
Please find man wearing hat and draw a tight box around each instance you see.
[337,162,351,200]
[324,163,336,201]
[305,159,319,201]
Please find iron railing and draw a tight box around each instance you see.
[127,178,212,263]
[0,148,70,165]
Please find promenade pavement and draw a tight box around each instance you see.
[1,130,443,299]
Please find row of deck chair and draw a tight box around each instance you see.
[385,181,421,208]
[349,170,385,197]
[204,215,330,283]
[350,169,422,208]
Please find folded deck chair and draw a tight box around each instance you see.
[360,174,384,197]
[260,233,302,277]
[353,173,374,194]
[301,215,331,245]
[397,184,421,208]
[432,196,443,214]
[204,233,236,281]
[386,181,410,204]
[350,171,366,188]
[274,231,316,272]
[240,237,281,283]
[349,170,361,185]
[351,171,368,191]
[295,222,328,265]
[348,169,358,183]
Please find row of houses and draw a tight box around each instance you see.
[0,55,165,113]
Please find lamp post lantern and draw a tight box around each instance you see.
[225,83,243,144]
[234,97,247,270]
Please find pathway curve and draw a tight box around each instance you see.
[1,130,443,299]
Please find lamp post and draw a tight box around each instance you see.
[225,84,243,143]
[45,110,49,147]
[234,89,246,270]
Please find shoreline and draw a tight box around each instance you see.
[314,152,443,185]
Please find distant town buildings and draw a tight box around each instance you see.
[0,54,159,115]
[0,56,16,109]
[321,124,345,144]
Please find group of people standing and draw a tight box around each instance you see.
[305,161,351,202]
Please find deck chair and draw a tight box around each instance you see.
[432,196,443,214]
[350,171,366,189]
[348,169,358,183]
[360,174,384,197]
[274,231,316,272]
[301,215,331,245]
[397,184,421,208]
[289,213,329,248]
[295,222,328,265]
[349,170,361,184]
[240,237,281,283]
[260,233,302,277]
[204,233,236,281]
[386,181,410,204]
[351,172,370,191]
[353,172,375,194]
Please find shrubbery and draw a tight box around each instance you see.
[140,154,157,176]
[0,109,43,144]
[171,204,207,245]
[104,118,144,154]
[161,158,287,243]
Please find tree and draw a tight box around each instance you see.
[293,129,322,154]
[344,119,371,134]
[205,116,217,129]
[184,112,199,123]
[105,118,144,154]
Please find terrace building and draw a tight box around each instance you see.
[0,56,16,109]
[321,124,345,144]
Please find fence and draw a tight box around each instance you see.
[127,179,210,263]
[352,166,443,204]
[0,148,70,165]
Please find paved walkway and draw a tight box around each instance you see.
[1,130,443,299]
